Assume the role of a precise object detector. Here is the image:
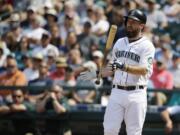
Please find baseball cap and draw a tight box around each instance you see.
[27,6,37,12]
[45,9,58,21]
[55,57,67,67]
[92,50,104,58]
[32,53,43,60]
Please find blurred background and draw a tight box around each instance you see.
[0,0,179,135]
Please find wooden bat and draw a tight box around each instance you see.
[95,25,117,84]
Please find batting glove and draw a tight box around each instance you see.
[78,69,97,81]
[111,59,125,71]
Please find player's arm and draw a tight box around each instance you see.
[124,65,148,75]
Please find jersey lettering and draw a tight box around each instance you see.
[115,51,140,63]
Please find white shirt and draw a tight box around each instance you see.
[32,44,59,59]
[23,68,39,82]
[111,36,155,86]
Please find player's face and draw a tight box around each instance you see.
[125,18,143,38]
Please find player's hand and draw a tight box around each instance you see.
[77,69,97,81]
[111,59,125,71]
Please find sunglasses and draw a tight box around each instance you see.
[13,95,22,98]
[7,65,16,68]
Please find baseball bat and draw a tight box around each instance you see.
[95,25,117,84]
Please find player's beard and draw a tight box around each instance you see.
[125,26,140,38]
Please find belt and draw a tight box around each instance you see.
[112,85,145,91]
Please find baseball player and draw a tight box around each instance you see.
[78,9,155,135]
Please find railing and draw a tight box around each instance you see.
[0,85,180,135]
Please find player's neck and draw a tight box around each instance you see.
[128,33,142,43]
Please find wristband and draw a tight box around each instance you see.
[126,65,129,72]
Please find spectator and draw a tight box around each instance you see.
[28,61,52,86]
[9,89,35,112]
[163,0,180,23]
[49,57,68,83]
[36,84,69,113]
[36,84,71,135]
[20,6,37,29]
[91,6,110,36]
[161,100,180,134]
[23,53,43,82]
[73,50,104,104]
[0,44,7,69]
[65,31,80,51]
[9,89,36,135]
[146,0,168,29]
[150,59,173,106]
[0,57,27,96]
[169,52,180,88]
[77,21,99,60]
[15,36,32,70]
[68,49,84,70]
[59,13,81,43]
[0,95,10,114]
[47,51,56,72]
[161,52,180,134]
[49,24,63,49]
[44,8,58,31]
[32,32,59,59]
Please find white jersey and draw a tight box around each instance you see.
[112,36,155,86]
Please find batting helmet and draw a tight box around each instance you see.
[124,9,147,25]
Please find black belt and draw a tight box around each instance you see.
[112,85,145,91]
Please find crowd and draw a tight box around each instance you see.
[0,0,180,134]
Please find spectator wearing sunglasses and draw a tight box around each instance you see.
[0,57,27,96]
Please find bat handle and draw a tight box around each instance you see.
[95,68,102,85]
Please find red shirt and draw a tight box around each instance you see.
[49,70,65,81]
[150,68,173,90]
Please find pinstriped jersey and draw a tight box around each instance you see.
[111,36,155,86]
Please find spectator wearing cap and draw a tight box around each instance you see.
[169,52,180,88]
[49,57,67,83]
[23,53,43,82]
[0,57,27,96]
[28,61,52,87]
[44,8,58,31]
[77,21,99,60]
[146,0,168,29]
[20,6,37,29]
[32,32,59,59]
[150,58,173,106]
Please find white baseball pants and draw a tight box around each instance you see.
[103,88,147,135]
